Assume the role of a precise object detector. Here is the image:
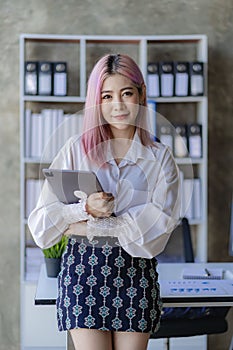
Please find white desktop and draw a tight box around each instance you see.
[34,262,233,350]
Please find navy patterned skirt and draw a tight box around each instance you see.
[56,236,162,333]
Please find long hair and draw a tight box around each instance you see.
[81,53,154,164]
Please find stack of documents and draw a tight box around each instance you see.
[182,267,223,280]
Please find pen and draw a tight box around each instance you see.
[205,268,211,276]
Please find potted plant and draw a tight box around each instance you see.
[42,235,68,277]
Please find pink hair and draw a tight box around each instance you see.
[81,53,154,164]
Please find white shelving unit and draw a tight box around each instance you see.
[20,34,208,350]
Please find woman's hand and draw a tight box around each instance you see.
[86,192,114,218]
[64,221,87,236]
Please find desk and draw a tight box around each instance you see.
[35,262,233,307]
[35,262,233,350]
[158,262,233,307]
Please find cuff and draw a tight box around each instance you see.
[86,216,129,241]
[62,199,93,224]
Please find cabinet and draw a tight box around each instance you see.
[20,34,208,349]
[148,336,207,350]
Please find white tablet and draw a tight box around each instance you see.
[43,168,103,204]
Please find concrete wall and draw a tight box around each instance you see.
[0,0,232,349]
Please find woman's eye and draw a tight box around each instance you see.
[102,94,111,100]
[123,91,133,97]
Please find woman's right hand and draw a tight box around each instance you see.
[86,192,114,218]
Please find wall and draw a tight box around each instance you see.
[0,0,232,349]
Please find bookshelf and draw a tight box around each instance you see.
[20,34,208,349]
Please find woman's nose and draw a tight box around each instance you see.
[112,96,125,110]
[113,102,124,111]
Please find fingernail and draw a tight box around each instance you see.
[106,192,113,197]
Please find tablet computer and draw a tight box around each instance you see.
[43,168,103,204]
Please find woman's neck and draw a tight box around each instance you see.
[110,127,136,165]
[110,125,136,140]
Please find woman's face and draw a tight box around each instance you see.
[100,74,142,138]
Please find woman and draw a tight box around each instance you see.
[28,53,181,350]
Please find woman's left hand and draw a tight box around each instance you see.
[64,221,87,237]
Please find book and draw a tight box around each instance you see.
[174,124,188,158]
[182,178,193,219]
[182,267,223,280]
[193,178,202,220]
[159,62,174,97]
[38,61,53,96]
[187,123,202,158]
[24,109,31,157]
[31,113,43,158]
[189,61,204,96]
[25,179,43,218]
[147,100,156,137]
[41,109,53,161]
[147,63,160,97]
[24,61,38,95]
[174,62,189,97]
[53,62,67,96]
[158,125,173,152]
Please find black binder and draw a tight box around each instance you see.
[189,62,204,96]
[53,62,67,96]
[174,62,189,97]
[147,63,160,97]
[187,123,202,158]
[174,124,188,157]
[159,62,174,97]
[158,125,173,151]
[38,61,53,96]
[24,61,38,95]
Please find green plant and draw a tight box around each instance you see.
[42,235,68,259]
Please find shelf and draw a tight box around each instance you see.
[23,95,206,104]
[22,32,83,43]
[23,157,203,165]
[23,347,65,350]
[20,33,208,350]
[21,33,206,43]
[175,158,204,165]
[24,157,51,164]
[189,218,205,225]
[23,96,86,103]
[150,96,206,103]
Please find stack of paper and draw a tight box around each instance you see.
[182,267,223,280]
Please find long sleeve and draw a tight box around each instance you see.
[28,184,91,249]
[87,148,181,259]
[28,137,91,249]
[28,134,181,257]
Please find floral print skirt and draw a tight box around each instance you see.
[56,236,162,333]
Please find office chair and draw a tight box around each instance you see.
[151,217,230,350]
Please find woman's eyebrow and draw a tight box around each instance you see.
[101,86,134,94]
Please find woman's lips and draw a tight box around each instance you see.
[113,114,129,120]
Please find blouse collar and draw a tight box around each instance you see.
[106,131,155,167]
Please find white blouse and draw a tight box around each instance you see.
[28,132,181,259]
